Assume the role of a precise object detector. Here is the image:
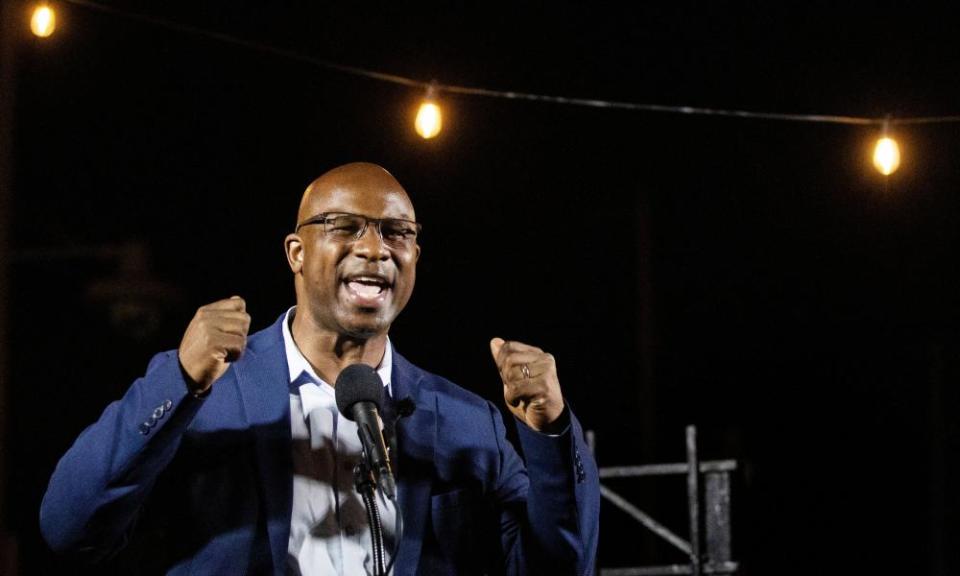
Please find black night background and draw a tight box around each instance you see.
[2,2,960,574]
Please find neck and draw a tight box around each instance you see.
[290,310,387,386]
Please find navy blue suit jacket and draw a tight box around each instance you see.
[41,314,599,574]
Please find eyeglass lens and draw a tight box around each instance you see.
[324,214,417,246]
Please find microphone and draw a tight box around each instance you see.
[335,364,396,500]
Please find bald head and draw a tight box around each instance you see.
[297,162,415,227]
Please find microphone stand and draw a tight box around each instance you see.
[354,397,412,576]
[354,457,387,576]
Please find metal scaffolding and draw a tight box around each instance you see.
[590,426,738,576]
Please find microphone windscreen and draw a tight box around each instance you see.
[335,363,385,419]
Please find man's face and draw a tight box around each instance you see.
[289,182,419,339]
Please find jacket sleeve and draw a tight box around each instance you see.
[492,403,600,576]
[39,350,207,560]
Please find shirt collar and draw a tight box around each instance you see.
[281,307,393,400]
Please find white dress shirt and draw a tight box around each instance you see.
[283,308,396,576]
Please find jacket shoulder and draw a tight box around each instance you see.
[246,312,286,353]
[394,351,492,410]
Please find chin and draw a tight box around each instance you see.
[340,326,381,340]
[339,314,392,339]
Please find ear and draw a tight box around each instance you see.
[284,233,304,273]
[414,243,421,263]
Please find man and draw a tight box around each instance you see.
[40,163,599,575]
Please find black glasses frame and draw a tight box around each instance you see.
[295,212,422,245]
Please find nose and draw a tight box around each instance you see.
[352,221,390,261]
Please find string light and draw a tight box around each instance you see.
[30,3,57,38]
[415,85,442,139]
[872,119,901,176]
[37,0,960,173]
[873,137,901,176]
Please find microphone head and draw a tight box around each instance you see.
[335,363,385,420]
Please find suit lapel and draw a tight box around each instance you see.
[391,351,437,576]
[233,317,293,576]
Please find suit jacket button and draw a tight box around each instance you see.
[153,407,165,420]
[164,399,173,410]
[139,422,151,435]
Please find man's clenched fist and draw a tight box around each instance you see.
[178,296,251,394]
[489,337,565,433]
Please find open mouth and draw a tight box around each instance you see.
[342,274,392,306]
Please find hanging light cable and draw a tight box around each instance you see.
[43,0,960,173]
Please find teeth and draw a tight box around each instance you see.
[349,276,387,287]
[348,281,384,297]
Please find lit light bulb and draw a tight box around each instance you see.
[415,101,442,139]
[30,4,56,38]
[873,136,901,176]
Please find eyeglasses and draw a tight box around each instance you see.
[295,212,422,248]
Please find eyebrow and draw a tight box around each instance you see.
[310,210,416,220]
